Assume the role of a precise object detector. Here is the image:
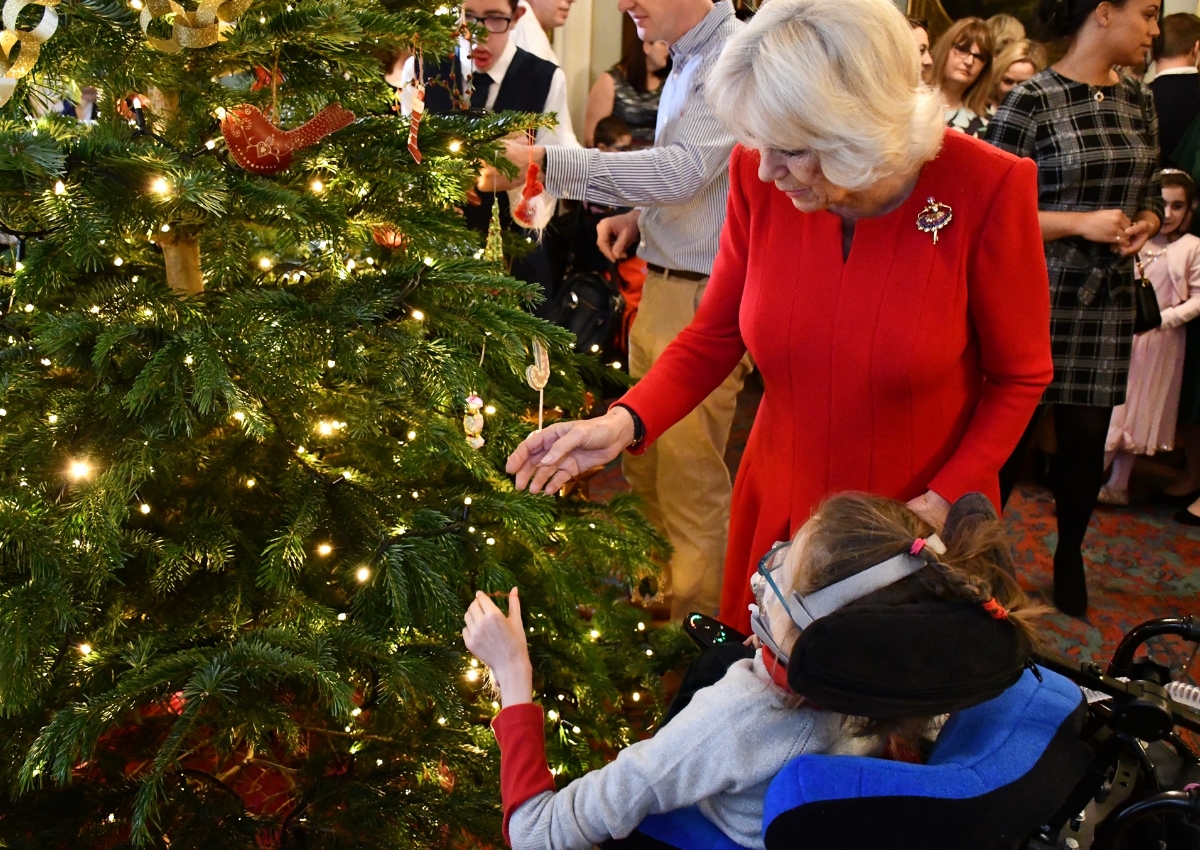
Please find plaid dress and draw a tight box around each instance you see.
[985,69,1163,407]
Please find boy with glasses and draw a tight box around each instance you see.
[398,0,578,307]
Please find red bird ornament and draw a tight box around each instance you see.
[221,103,355,174]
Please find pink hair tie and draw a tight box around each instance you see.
[910,538,927,556]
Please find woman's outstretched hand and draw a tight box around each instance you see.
[505,407,636,494]
[463,588,533,707]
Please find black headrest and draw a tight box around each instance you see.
[785,493,1031,718]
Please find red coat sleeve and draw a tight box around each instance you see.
[491,703,556,845]
[615,146,752,451]
[927,155,1053,502]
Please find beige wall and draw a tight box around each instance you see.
[552,0,626,138]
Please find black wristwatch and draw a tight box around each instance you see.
[613,404,645,449]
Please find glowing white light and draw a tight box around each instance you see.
[79,643,92,655]
[547,709,558,720]
[47,414,57,424]
[637,622,646,631]
[245,478,256,488]
[337,612,347,621]
[258,257,272,270]
[355,566,370,582]
[24,303,33,312]
[463,496,472,505]
[39,358,50,366]
[465,669,479,681]
[631,691,641,702]
[205,139,217,150]
[139,504,151,514]
[318,421,334,436]
[484,405,496,415]
[161,224,170,232]
[589,629,600,639]
[184,354,193,365]
[646,649,654,656]
[327,359,336,368]
[448,140,463,153]
[486,537,496,546]
[232,411,245,422]
[113,257,123,267]
[346,259,356,270]
[437,716,447,725]
[423,257,434,266]
[317,543,332,556]
[351,707,362,717]
[150,177,170,195]
[310,179,324,193]
[53,180,65,195]
[411,309,425,321]
[69,459,92,480]
[407,430,417,440]
[572,726,581,734]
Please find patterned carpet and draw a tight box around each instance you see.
[589,375,1200,675]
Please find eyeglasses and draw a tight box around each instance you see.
[748,540,797,664]
[464,12,514,33]
[951,43,990,65]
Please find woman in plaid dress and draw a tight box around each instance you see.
[985,0,1162,616]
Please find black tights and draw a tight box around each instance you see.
[1000,404,1112,615]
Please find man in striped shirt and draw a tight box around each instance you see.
[500,0,748,621]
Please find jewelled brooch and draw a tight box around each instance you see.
[916,197,953,244]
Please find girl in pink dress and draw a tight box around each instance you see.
[1102,170,1200,505]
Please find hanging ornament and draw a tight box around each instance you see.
[139,0,252,52]
[372,226,406,250]
[0,0,60,107]
[407,84,425,164]
[484,200,504,264]
[221,102,355,175]
[153,225,204,296]
[463,394,485,450]
[510,161,554,233]
[251,65,284,92]
[525,340,550,432]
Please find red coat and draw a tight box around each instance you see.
[618,131,1053,632]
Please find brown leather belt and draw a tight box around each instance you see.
[645,262,708,282]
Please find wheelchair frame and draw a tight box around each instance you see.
[1027,617,1200,850]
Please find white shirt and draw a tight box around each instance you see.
[398,38,578,148]
[510,0,558,66]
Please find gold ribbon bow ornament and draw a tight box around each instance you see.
[0,0,59,106]
[140,0,252,52]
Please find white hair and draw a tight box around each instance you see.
[710,0,945,190]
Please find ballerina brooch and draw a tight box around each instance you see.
[916,197,953,244]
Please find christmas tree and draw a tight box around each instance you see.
[0,2,674,846]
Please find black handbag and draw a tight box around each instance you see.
[1133,258,1162,334]
[543,270,625,359]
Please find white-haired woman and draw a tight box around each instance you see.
[507,0,1053,636]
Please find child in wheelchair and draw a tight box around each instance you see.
[462,492,1048,850]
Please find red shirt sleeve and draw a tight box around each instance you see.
[927,155,1053,502]
[615,145,753,452]
[491,703,556,845]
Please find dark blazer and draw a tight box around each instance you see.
[1150,71,1200,166]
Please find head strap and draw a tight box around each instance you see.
[780,550,930,629]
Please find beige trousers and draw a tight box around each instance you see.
[624,269,752,621]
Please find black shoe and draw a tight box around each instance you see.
[1052,550,1089,617]
[1151,488,1200,506]
[1174,506,1200,526]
